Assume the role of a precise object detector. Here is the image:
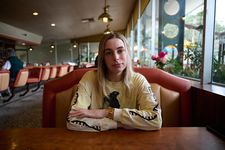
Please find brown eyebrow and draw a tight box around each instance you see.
[104,48,112,51]
[117,46,124,49]
[104,46,124,51]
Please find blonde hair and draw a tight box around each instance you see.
[97,32,134,97]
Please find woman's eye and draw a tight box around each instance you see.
[105,51,112,56]
[118,49,125,54]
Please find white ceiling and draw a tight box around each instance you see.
[0,0,135,44]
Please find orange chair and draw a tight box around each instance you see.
[36,66,50,90]
[4,68,29,102]
[56,65,69,78]
[49,66,57,79]
[68,65,74,73]
[0,70,10,96]
[20,67,42,96]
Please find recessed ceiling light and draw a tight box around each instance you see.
[33,12,39,16]
[51,23,56,27]
[29,46,33,51]
[81,18,94,23]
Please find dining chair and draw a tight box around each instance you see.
[20,67,42,96]
[49,65,57,79]
[38,66,50,89]
[3,68,29,103]
[56,65,69,78]
[0,70,10,98]
[68,65,74,73]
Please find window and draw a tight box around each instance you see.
[130,0,159,68]
[213,0,225,84]
[133,0,204,80]
[182,0,204,79]
[79,42,98,67]
[139,0,159,67]
[128,0,225,86]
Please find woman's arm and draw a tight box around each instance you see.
[2,60,11,70]
[67,71,117,132]
[113,75,162,130]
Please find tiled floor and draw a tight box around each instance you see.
[0,89,42,129]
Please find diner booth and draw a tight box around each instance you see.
[0,0,225,149]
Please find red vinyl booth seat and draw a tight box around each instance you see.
[43,67,192,127]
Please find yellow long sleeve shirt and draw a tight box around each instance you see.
[67,70,162,132]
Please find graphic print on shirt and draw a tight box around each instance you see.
[70,119,101,131]
[128,85,159,121]
[68,85,101,131]
[129,110,157,121]
[104,91,120,108]
[71,87,79,105]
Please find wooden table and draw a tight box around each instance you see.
[0,127,224,150]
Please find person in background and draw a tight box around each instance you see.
[2,48,24,82]
[67,32,162,132]
[45,61,50,66]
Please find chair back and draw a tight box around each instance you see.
[57,65,69,77]
[49,66,57,79]
[41,67,50,81]
[27,67,43,83]
[68,65,74,73]
[0,70,10,92]
[13,69,29,88]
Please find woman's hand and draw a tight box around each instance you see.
[69,107,108,119]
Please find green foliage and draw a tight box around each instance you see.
[183,42,202,78]
[212,58,225,84]
[165,59,183,74]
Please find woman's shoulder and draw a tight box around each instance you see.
[132,72,146,80]
[81,69,97,80]
[131,72,149,85]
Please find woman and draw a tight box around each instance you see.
[67,32,162,132]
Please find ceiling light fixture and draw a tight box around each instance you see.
[50,43,55,49]
[104,24,113,34]
[81,18,95,23]
[29,46,33,51]
[51,23,56,27]
[98,0,113,23]
[32,12,39,16]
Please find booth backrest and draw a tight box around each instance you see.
[43,68,191,128]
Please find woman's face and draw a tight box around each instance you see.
[104,38,127,76]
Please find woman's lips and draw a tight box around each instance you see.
[112,63,121,67]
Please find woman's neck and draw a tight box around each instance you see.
[107,73,123,82]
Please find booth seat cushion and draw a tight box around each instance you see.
[54,83,180,127]
[55,85,77,127]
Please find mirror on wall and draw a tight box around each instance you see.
[163,23,179,39]
[164,0,180,16]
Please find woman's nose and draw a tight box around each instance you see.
[113,52,119,60]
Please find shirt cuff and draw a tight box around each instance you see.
[113,108,122,121]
